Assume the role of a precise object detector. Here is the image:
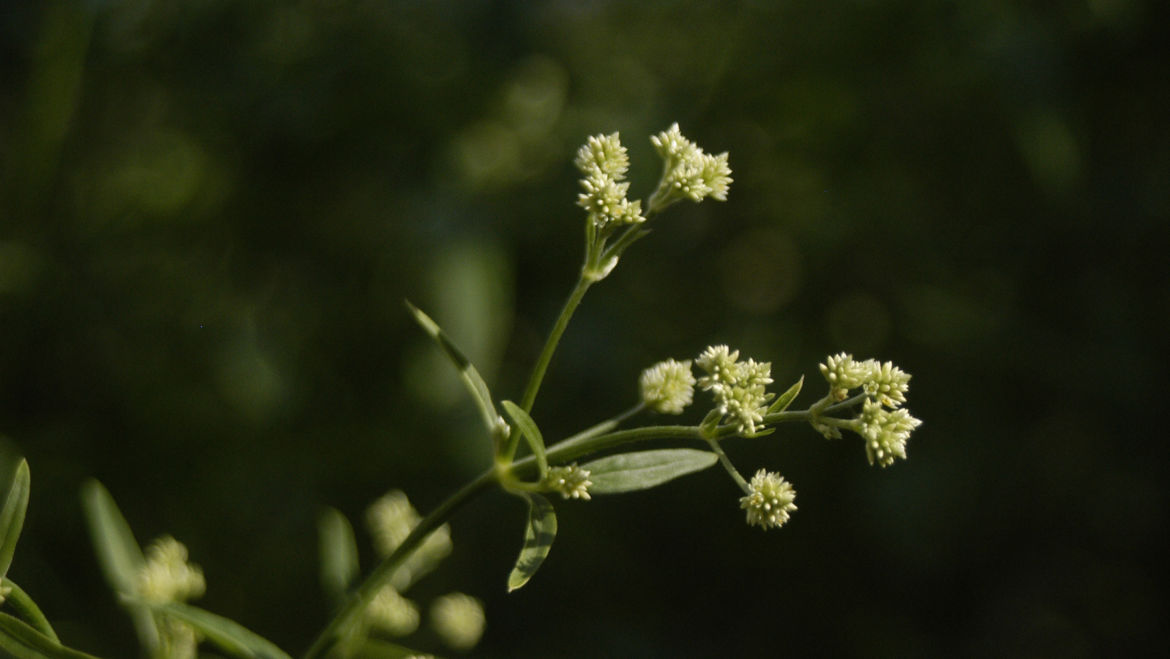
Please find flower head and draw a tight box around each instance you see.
[860,359,911,408]
[819,352,869,400]
[367,584,420,636]
[366,490,453,589]
[857,399,922,467]
[135,535,205,604]
[696,345,774,434]
[574,132,629,179]
[431,592,486,651]
[739,469,797,530]
[542,464,592,500]
[575,132,645,229]
[639,358,696,414]
[648,123,732,212]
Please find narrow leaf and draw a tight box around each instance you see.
[698,408,723,438]
[3,580,59,642]
[0,459,30,580]
[501,400,548,477]
[583,449,719,494]
[78,479,158,651]
[317,508,359,604]
[357,639,431,658]
[0,612,99,659]
[148,601,292,659]
[768,375,804,414]
[405,300,504,439]
[507,493,556,592]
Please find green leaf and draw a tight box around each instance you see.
[501,400,548,477]
[3,580,59,642]
[0,459,30,580]
[768,375,804,414]
[317,507,359,604]
[357,639,432,658]
[583,449,719,494]
[78,479,158,652]
[0,612,99,659]
[698,408,723,438]
[405,300,505,440]
[506,493,556,592]
[147,601,292,659]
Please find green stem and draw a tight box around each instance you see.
[705,438,749,493]
[3,579,59,642]
[518,276,593,414]
[302,470,497,659]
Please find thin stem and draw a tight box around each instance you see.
[303,470,497,659]
[557,402,645,450]
[825,392,868,413]
[518,276,592,414]
[705,438,749,493]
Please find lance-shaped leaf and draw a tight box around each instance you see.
[3,580,59,642]
[144,601,292,659]
[79,479,159,652]
[0,612,98,659]
[583,449,719,494]
[317,508,359,604]
[698,408,723,439]
[501,400,548,477]
[405,300,507,441]
[506,493,556,592]
[768,375,804,414]
[0,459,30,581]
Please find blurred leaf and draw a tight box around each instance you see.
[147,601,291,659]
[0,459,30,580]
[405,300,504,440]
[78,479,158,652]
[768,375,804,414]
[317,508,359,605]
[357,638,431,658]
[0,612,98,659]
[3,580,58,642]
[583,449,718,494]
[502,400,548,477]
[507,493,556,592]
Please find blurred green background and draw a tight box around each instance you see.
[2,0,1166,656]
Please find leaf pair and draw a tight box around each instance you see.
[81,480,291,659]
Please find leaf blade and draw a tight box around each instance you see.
[0,459,30,580]
[506,493,556,592]
[768,375,804,414]
[147,601,292,659]
[317,508,360,605]
[583,449,719,494]
[0,612,99,659]
[501,400,548,477]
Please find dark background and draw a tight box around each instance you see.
[2,1,1166,657]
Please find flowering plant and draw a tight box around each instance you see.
[0,124,920,658]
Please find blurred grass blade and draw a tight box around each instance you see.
[405,300,503,438]
[0,612,99,659]
[148,601,292,659]
[507,493,556,592]
[4,580,59,642]
[501,400,548,477]
[0,459,30,580]
[583,449,718,494]
[78,479,158,652]
[317,507,359,604]
[768,375,804,414]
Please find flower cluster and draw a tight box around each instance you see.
[366,490,453,590]
[575,132,645,229]
[639,358,696,414]
[739,469,798,530]
[817,353,920,467]
[431,593,486,651]
[135,535,205,604]
[367,583,421,636]
[648,123,732,212]
[542,464,592,500]
[696,345,774,434]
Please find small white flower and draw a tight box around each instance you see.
[819,352,868,400]
[696,346,774,433]
[135,536,205,604]
[542,464,592,500]
[574,132,629,178]
[639,359,696,414]
[739,469,797,530]
[367,584,420,636]
[648,123,732,212]
[857,399,922,467]
[860,359,911,408]
[431,592,486,651]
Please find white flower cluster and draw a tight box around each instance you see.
[648,123,732,212]
[367,583,420,636]
[639,358,696,414]
[135,535,205,604]
[542,463,593,500]
[431,592,486,651]
[696,345,774,434]
[739,469,797,530]
[366,490,453,590]
[575,132,645,229]
[818,353,920,467]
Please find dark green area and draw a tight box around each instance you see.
[2,0,1166,656]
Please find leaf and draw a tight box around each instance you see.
[698,408,723,438]
[583,449,719,494]
[3,580,59,642]
[317,508,359,604]
[501,400,548,477]
[78,479,158,652]
[0,459,30,580]
[405,300,505,440]
[356,639,431,658]
[506,493,556,592]
[768,375,804,414]
[0,612,99,659]
[147,601,292,659]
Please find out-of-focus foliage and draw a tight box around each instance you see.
[1,0,1166,656]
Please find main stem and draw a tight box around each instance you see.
[518,275,592,413]
[303,470,497,659]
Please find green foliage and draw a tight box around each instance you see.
[584,449,719,494]
[507,494,557,593]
